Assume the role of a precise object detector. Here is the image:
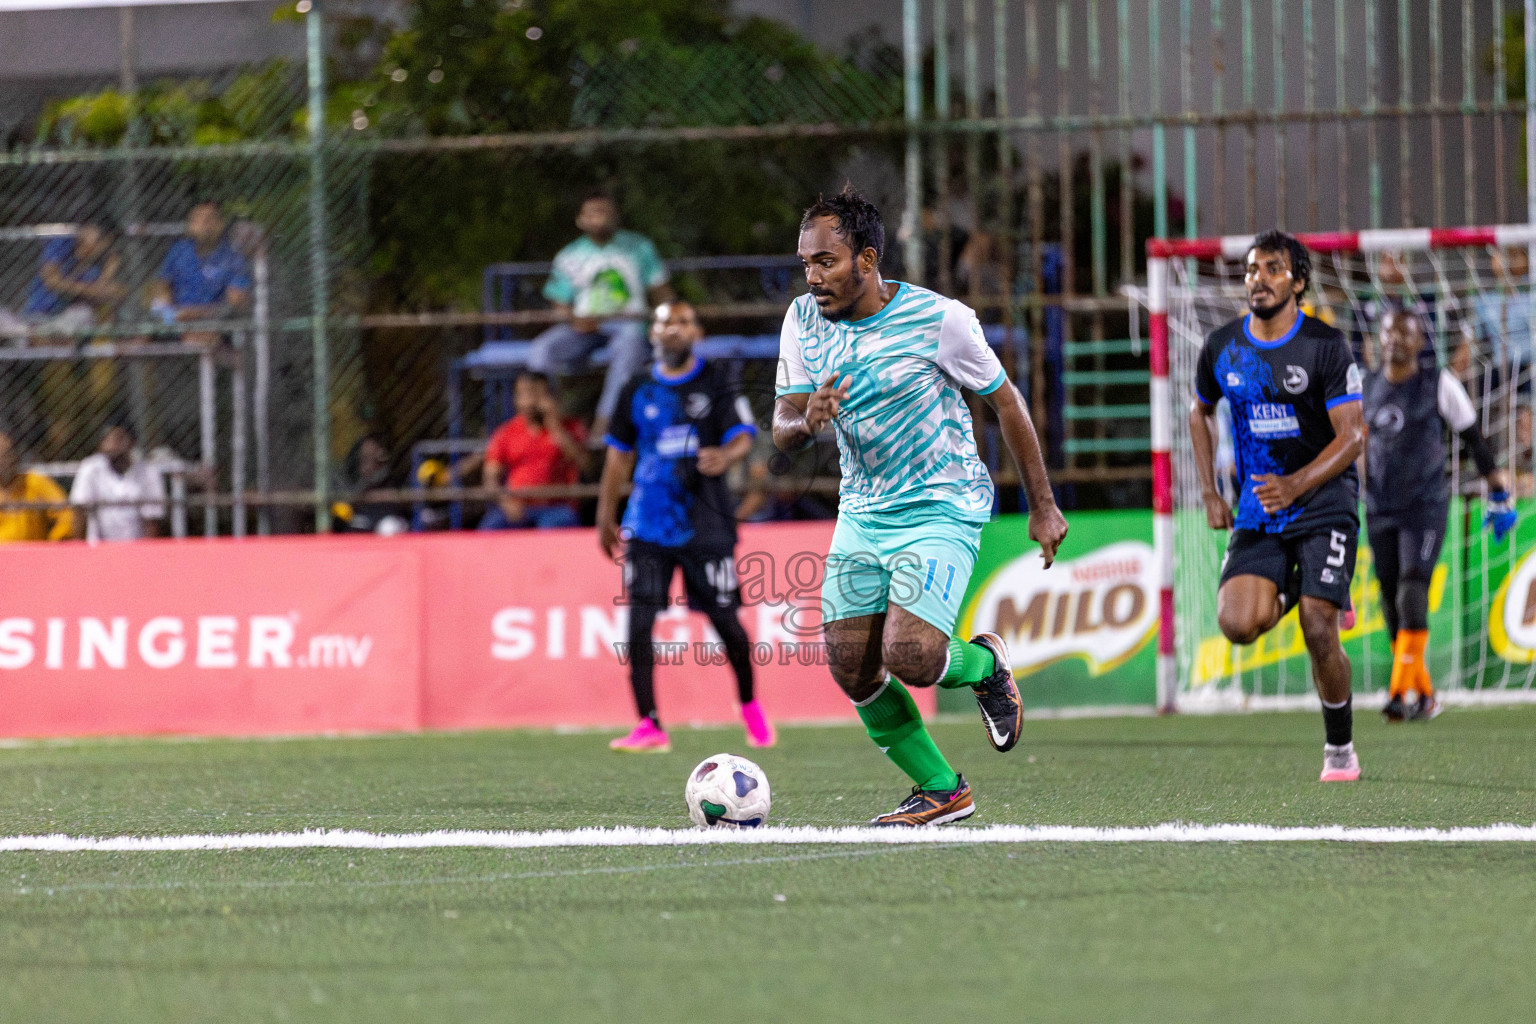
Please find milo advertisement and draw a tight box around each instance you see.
[945,500,1536,713]
[944,510,1159,711]
[1492,540,1536,662]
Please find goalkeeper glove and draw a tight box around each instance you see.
[1484,489,1517,543]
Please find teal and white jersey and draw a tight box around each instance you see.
[542,230,669,318]
[775,281,1007,521]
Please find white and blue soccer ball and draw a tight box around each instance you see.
[685,753,771,828]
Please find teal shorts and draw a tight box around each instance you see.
[821,508,985,636]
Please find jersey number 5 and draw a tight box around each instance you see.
[1326,530,1348,568]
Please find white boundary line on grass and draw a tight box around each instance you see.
[2,824,1536,852]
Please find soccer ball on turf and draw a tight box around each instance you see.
[685,753,771,828]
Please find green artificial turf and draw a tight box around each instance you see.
[2,706,1535,1023]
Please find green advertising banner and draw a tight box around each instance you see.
[1180,497,1536,701]
[946,500,1536,713]
[941,510,1159,712]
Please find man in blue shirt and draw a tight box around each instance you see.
[150,201,251,345]
[0,218,125,342]
[595,300,772,753]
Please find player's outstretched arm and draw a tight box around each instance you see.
[1435,367,1516,539]
[595,446,637,561]
[1188,398,1233,529]
[772,394,812,451]
[983,379,1067,567]
[1454,418,1515,540]
[1250,400,1365,514]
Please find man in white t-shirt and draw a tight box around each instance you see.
[529,192,673,439]
[70,423,166,542]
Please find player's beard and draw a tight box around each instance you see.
[659,344,690,369]
[1247,288,1290,320]
[814,266,864,323]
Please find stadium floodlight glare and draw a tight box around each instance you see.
[1147,224,1536,713]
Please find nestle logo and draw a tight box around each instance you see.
[1069,558,1142,584]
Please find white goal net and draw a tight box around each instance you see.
[1148,227,1536,711]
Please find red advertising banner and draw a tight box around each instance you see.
[0,522,917,739]
[0,538,422,737]
[419,522,906,730]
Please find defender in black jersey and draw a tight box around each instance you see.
[596,300,775,752]
[1364,307,1515,722]
[1189,230,1367,782]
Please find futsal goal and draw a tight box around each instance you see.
[1146,226,1536,712]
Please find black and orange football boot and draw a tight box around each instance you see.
[870,774,975,826]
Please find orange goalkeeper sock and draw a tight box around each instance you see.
[1389,629,1429,698]
[1413,641,1435,697]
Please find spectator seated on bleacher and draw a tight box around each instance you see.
[531,192,673,440]
[0,216,126,344]
[0,429,73,543]
[332,433,410,535]
[149,200,251,346]
[481,371,588,530]
[69,422,166,542]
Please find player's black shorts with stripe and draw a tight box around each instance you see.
[623,539,740,612]
[1219,523,1358,609]
[1367,508,1447,591]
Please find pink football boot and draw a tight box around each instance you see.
[741,700,777,748]
[1319,744,1361,782]
[609,718,671,753]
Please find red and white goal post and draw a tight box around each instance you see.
[1147,225,1536,713]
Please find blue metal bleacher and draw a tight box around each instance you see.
[452,255,803,440]
[452,254,1023,438]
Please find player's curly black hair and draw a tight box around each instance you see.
[1249,228,1312,298]
[801,184,885,263]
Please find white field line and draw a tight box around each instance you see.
[8,846,935,897]
[2,824,1536,852]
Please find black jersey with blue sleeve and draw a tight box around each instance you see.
[604,359,757,551]
[1194,313,1362,535]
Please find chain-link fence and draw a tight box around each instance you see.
[2,0,1533,537]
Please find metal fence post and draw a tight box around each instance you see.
[1524,0,1535,520]
[903,0,924,287]
[307,0,331,531]
[1527,0,1536,230]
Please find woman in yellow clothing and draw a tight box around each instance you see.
[0,431,73,542]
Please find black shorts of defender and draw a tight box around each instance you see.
[1367,515,1447,593]
[623,539,740,612]
[1220,525,1357,609]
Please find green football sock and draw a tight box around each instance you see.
[854,677,959,792]
[936,636,995,689]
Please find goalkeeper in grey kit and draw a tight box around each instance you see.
[1362,305,1517,722]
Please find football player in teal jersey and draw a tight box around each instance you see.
[773,186,1067,826]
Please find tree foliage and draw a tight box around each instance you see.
[31,0,902,311]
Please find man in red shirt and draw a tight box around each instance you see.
[480,371,590,529]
